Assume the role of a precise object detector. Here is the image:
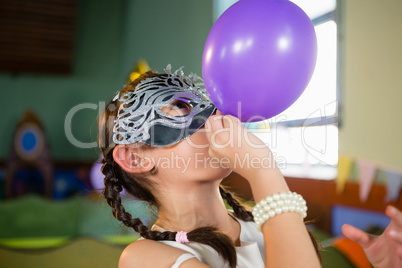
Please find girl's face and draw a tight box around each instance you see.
[144,105,231,183]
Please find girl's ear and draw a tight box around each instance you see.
[113,145,155,174]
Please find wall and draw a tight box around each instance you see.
[1,0,401,169]
[339,0,402,169]
[0,0,213,161]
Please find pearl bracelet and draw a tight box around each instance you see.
[252,191,308,231]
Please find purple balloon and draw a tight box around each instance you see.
[202,0,317,122]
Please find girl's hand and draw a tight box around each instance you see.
[204,111,269,173]
[342,205,402,268]
[205,111,289,198]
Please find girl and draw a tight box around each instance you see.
[99,66,402,268]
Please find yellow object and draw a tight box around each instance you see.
[128,59,151,83]
[336,155,354,194]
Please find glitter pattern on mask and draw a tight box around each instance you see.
[112,65,214,146]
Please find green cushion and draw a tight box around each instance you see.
[0,195,80,238]
[0,195,155,240]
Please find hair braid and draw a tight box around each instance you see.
[101,158,237,267]
[102,160,157,237]
[219,186,254,221]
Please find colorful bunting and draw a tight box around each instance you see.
[357,159,377,203]
[336,155,402,203]
[336,155,354,194]
[383,168,402,203]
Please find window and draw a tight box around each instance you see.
[213,0,340,179]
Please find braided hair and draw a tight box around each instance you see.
[99,71,321,267]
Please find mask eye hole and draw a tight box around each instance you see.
[161,98,193,117]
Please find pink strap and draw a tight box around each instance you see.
[175,231,189,244]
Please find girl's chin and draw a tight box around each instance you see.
[183,167,232,181]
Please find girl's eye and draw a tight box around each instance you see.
[171,100,192,110]
[161,99,193,116]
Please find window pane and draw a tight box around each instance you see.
[214,0,336,21]
[213,0,238,21]
[250,124,338,166]
[276,21,337,121]
[290,0,336,19]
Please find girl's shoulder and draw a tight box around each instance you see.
[119,239,210,268]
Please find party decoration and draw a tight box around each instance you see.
[357,159,377,203]
[5,110,53,199]
[90,155,104,191]
[383,168,402,203]
[127,59,150,83]
[336,155,402,203]
[90,155,127,195]
[202,0,317,122]
[336,155,354,194]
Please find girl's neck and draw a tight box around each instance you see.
[154,182,241,245]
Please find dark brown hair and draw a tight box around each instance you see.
[98,71,321,267]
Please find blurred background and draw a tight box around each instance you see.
[0,0,401,267]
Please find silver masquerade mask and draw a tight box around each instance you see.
[112,65,216,146]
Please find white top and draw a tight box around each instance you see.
[171,253,197,268]
[151,218,265,268]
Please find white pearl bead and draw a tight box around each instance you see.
[277,200,284,206]
[260,199,267,206]
[268,210,276,217]
[282,206,289,212]
[270,202,277,208]
[264,205,271,211]
[273,193,280,200]
[275,207,282,214]
[266,196,273,203]
[297,207,302,213]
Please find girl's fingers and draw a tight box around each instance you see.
[386,205,402,228]
[385,206,402,244]
[397,246,402,258]
[342,224,373,248]
[388,228,402,244]
[205,114,231,153]
[205,114,224,135]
